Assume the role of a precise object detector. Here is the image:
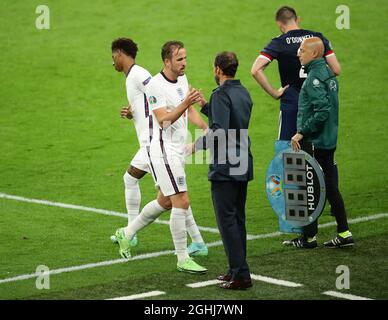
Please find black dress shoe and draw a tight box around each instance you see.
[220,279,253,290]
[217,274,232,282]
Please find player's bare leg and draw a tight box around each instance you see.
[157,189,172,210]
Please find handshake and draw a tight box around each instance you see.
[184,87,207,108]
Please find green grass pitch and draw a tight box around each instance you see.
[0,0,387,300]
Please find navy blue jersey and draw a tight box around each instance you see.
[260,29,334,92]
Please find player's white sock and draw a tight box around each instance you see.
[170,207,189,264]
[124,199,165,239]
[123,172,141,226]
[186,206,204,244]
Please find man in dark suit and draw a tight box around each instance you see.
[189,52,254,289]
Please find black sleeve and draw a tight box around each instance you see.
[200,103,209,117]
[209,91,230,130]
[261,38,280,60]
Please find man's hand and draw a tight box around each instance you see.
[154,88,202,129]
[184,88,202,107]
[197,90,207,108]
[185,143,196,156]
[120,105,133,120]
[272,84,290,100]
[291,133,304,151]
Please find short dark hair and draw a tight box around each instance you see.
[214,52,238,77]
[275,6,297,23]
[111,38,138,59]
[161,41,184,61]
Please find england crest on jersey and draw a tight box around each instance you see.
[265,140,326,233]
[177,87,184,101]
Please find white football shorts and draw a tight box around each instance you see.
[151,154,187,197]
[130,146,158,184]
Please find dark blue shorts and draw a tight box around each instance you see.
[278,107,297,140]
[278,87,299,140]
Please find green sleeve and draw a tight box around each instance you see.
[299,79,330,136]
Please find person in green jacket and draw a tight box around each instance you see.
[288,37,354,248]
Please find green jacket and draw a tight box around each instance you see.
[297,58,339,149]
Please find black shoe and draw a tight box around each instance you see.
[217,274,232,282]
[282,235,317,249]
[324,234,354,248]
[219,279,252,290]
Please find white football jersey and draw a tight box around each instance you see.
[125,64,152,147]
[147,72,189,157]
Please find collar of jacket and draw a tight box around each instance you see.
[223,79,240,86]
[212,79,240,92]
[304,58,326,73]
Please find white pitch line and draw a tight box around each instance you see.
[250,274,302,287]
[186,273,302,288]
[322,291,373,300]
[318,213,388,228]
[0,192,127,219]
[0,249,175,284]
[186,279,224,288]
[0,192,221,234]
[106,290,166,300]
[2,192,387,237]
[0,212,387,285]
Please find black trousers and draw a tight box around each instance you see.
[303,148,349,237]
[211,180,251,281]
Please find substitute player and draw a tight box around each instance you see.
[251,7,341,246]
[111,38,155,247]
[111,38,208,260]
[147,40,208,274]
[251,6,341,141]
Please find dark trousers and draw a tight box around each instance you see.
[303,148,349,237]
[211,180,250,281]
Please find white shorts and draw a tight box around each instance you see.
[151,154,187,197]
[130,146,158,184]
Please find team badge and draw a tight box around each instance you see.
[265,141,326,233]
[149,96,157,104]
[329,80,337,91]
[177,88,184,100]
[177,176,185,186]
[313,79,320,87]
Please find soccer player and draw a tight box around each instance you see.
[251,6,341,245]
[146,40,208,273]
[111,38,154,247]
[251,6,341,141]
[111,38,208,260]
